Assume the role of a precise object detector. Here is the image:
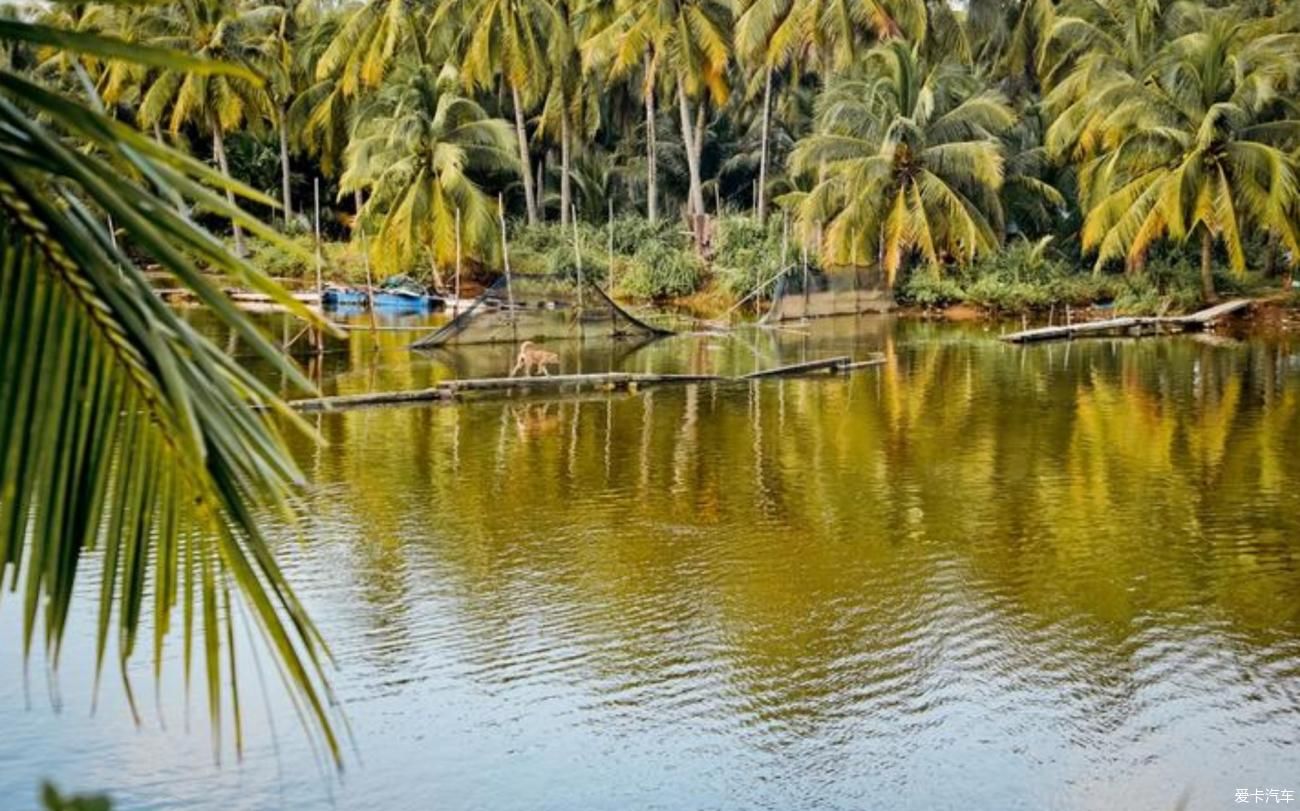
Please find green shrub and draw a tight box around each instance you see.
[609,215,686,254]
[710,215,787,298]
[898,271,967,307]
[620,241,705,299]
[897,239,1126,312]
[245,233,316,279]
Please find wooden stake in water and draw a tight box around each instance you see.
[313,179,323,296]
[360,226,377,333]
[313,177,324,355]
[780,210,789,268]
[571,205,585,309]
[801,237,811,319]
[454,207,462,316]
[607,199,614,295]
[498,193,516,341]
[572,204,585,338]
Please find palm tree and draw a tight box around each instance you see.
[1039,0,1176,164]
[341,61,517,278]
[136,0,280,256]
[734,0,924,222]
[789,40,1014,282]
[437,0,564,225]
[581,0,733,229]
[0,17,339,763]
[1079,10,1300,300]
[535,0,603,226]
[287,9,354,179]
[260,0,309,225]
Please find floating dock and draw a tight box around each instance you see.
[1000,299,1253,344]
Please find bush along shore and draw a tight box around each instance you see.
[230,215,1298,323]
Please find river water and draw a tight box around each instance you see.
[3,313,1300,810]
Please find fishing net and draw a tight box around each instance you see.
[412,273,672,347]
[762,266,892,322]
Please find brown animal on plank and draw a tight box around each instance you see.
[510,341,560,377]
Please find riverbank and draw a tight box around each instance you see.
[228,218,1299,325]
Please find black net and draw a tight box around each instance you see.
[762,266,892,322]
[412,273,672,347]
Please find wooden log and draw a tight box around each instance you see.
[292,387,455,411]
[1002,299,1254,344]
[837,358,886,371]
[741,356,851,379]
[1002,316,1146,343]
[1169,298,1252,324]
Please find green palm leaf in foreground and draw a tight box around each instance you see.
[0,22,341,765]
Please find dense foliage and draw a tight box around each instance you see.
[9,0,1298,302]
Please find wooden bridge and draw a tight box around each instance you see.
[1000,299,1253,344]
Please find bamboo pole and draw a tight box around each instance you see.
[313,177,324,355]
[571,204,585,340]
[572,204,584,310]
[360,227,377,333]
[454,207,462,316]
[499,193,516,342]
[801,237,810,319]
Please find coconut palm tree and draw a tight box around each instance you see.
[788,40,1014,283]
[136,0,281,256]
[436,0,564,226]
[536,0,602,226]
[341,61,517,278]
[1039,0,1177,163]
[259,0,310,225]
[0,17,339,763]
[1079,10,1300,299]
[581,0,733,231]
[734,0,924,221]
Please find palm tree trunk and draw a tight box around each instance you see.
[1201,228,1217,303]
[757,66,772,224]
[278,104,293,227]
[677,80,705,219]
[510,83,538,225]
[560,113,571,227]
[210,117,245,258]
[693,98,705,162]
[644,53,658,223]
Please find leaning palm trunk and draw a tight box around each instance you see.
[278,104,293,226]
[560,113,571,226]
[511,83,538,225]
[210,115,245,257]
[757,66,772,223]
[644,52,658,222]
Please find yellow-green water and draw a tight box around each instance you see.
[3,314,1299,810]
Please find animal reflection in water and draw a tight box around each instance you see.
[510,341,560,377]
[511,402,563,439]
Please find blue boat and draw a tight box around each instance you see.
[321,287,368,307]
[321,277,443,311]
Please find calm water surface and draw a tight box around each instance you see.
[3,312,1300,810]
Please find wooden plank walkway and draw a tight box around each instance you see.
[741,356,851,379]
[1001,299,1252,344]
[291,372,723,411]
[290,357,885,411]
